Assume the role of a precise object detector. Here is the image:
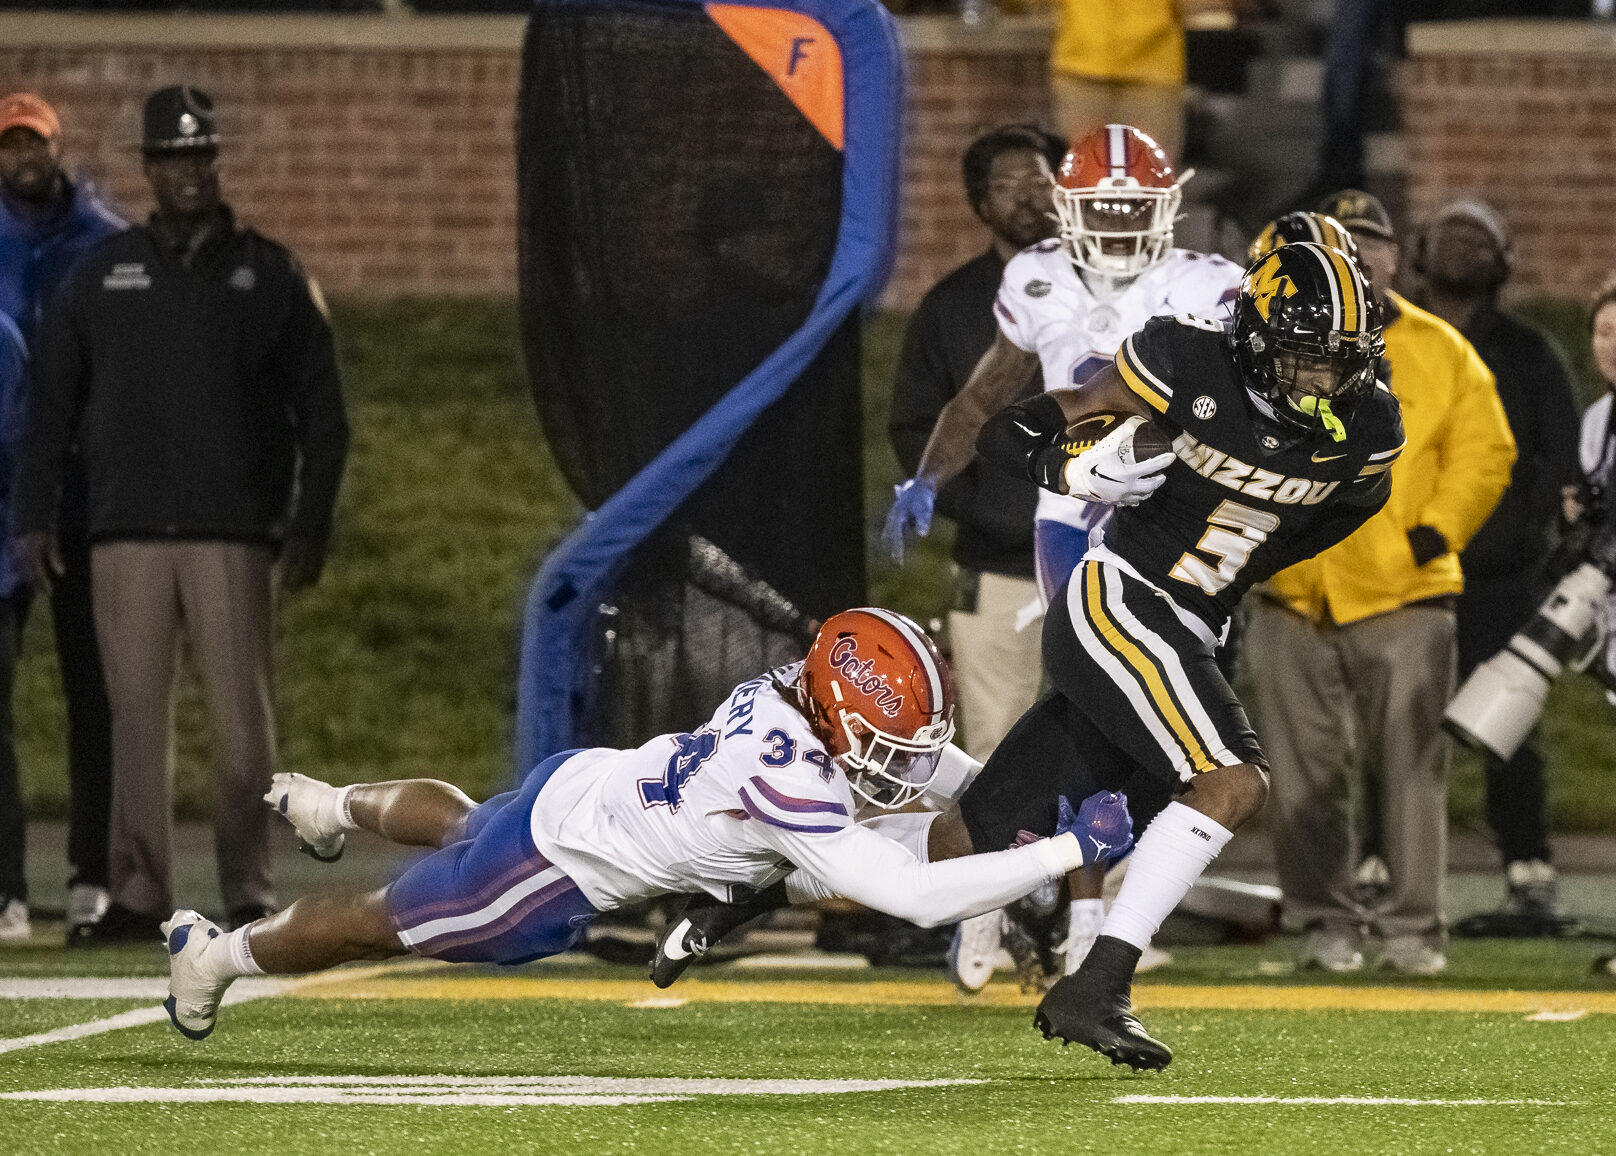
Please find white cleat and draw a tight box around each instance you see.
[264,772,346,862]
[0,897,30,943]
[162,910,232,1040]
[949,909,1005,993]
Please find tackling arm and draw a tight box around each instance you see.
[759,821,1088,929]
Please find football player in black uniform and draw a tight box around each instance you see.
[952,240,1403,1069]
[650,242,1404,1071]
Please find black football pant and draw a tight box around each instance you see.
[55,529,114,890]
[0,590,31,902]
[1458,568,1550,867]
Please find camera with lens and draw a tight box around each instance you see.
[1444,481,1615,762]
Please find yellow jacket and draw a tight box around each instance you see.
[1053,0,1184,86]
[1263,292,1516,625]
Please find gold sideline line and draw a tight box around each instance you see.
[286,973,1616,1015]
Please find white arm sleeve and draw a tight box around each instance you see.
[920,744,981,811]
[758,821,1087,928]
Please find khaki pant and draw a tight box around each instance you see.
[92,541,279,917]
[1245,599,1455,938]
[1050,72,1185,164]
[948,571,1044,761]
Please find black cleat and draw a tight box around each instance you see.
[648,883,788,989]
[1034,936,1173,1071]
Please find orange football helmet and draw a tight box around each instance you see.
[1053,124,1184,278]
[799,608,955,809]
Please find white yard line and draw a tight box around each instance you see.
[0,960,416,1056]
[0,1075,982,1105]
[1115,1095,1576,1107]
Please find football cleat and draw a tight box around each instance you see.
[264,772,346,862]
[649,886,784,989]
[162,910,231,1041]
[1034,935,1172,1071]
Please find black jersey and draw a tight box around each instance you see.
[1106,314,1405,630]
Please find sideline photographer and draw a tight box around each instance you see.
[1446,278,1616,796]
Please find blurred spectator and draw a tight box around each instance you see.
[1245,190,1514,977]
[13,86,349,943]
[1048,0,1234,163]
[1306,0,1390,199]
[0,90,126,939]
[888,123,1064,761]
[1580,278,1616,710]
[0,315,27,941]
[1410,199,1581,920]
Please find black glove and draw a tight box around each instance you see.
[278,536,328,591]
[1407,525,1449,567]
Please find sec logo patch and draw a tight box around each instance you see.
[1024,280,1051,298]
[1192,395,1217,420]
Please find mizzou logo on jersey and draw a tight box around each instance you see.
[1246,253,1298,323]
[1173,431,1341,506]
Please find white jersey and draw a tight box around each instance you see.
[529,666,1082,926]
[993,240,1242,529]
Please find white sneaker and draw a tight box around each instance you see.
[162,910,233,1040]
[1380,933,1447,977]
[949,910,1004,993]
[264,772,346,861]
[66,884,109,931]
[1057,898,1107,976]
[1301,924,1365,973]
[0,898,30,942]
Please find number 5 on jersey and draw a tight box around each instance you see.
[1170,499,1280,594]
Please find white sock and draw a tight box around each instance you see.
[204,926,267,980]
[1060,898,1107,973]
[1101,801,1232,951]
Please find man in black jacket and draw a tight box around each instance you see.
[13,86,349,942]
[1412,198,1581,919]
[887,124,1064,761]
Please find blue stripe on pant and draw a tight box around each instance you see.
[386,748,597,966]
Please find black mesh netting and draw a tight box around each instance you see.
[518,3,865,747]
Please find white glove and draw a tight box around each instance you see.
[1062,415,1174,506]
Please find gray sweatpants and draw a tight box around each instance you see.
[92,540,278,917]
[1245,598,1456,939]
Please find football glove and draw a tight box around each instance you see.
[1062,416,1172,507]
[1056,791,1134,867]
[883,478,936,564]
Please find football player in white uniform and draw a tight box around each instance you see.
[160,608,1133,1041]
[883,124,1240,992]
[887,123,1241,605]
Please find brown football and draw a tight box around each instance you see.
[1062,411,1174,463]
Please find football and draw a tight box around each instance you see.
[1063,411,1175,465]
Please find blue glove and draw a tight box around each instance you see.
[883,478,936,564]
[1055,791,1134,866]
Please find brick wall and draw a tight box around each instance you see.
[0,13,1050,308]
[1403,20,1616,304]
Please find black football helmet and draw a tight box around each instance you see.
[1247,211,1362,268]
[1229,241,1384,440]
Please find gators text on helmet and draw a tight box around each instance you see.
[798,608,955,810]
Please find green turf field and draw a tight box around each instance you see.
[3,945,1615,1154]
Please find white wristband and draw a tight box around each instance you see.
[1030,831,1087,877]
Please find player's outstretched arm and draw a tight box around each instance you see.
[765,793,1132,928]
[911,330,1040,492]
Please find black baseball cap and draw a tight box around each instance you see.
[142,85,219,155]
[1315,189,1395,242]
